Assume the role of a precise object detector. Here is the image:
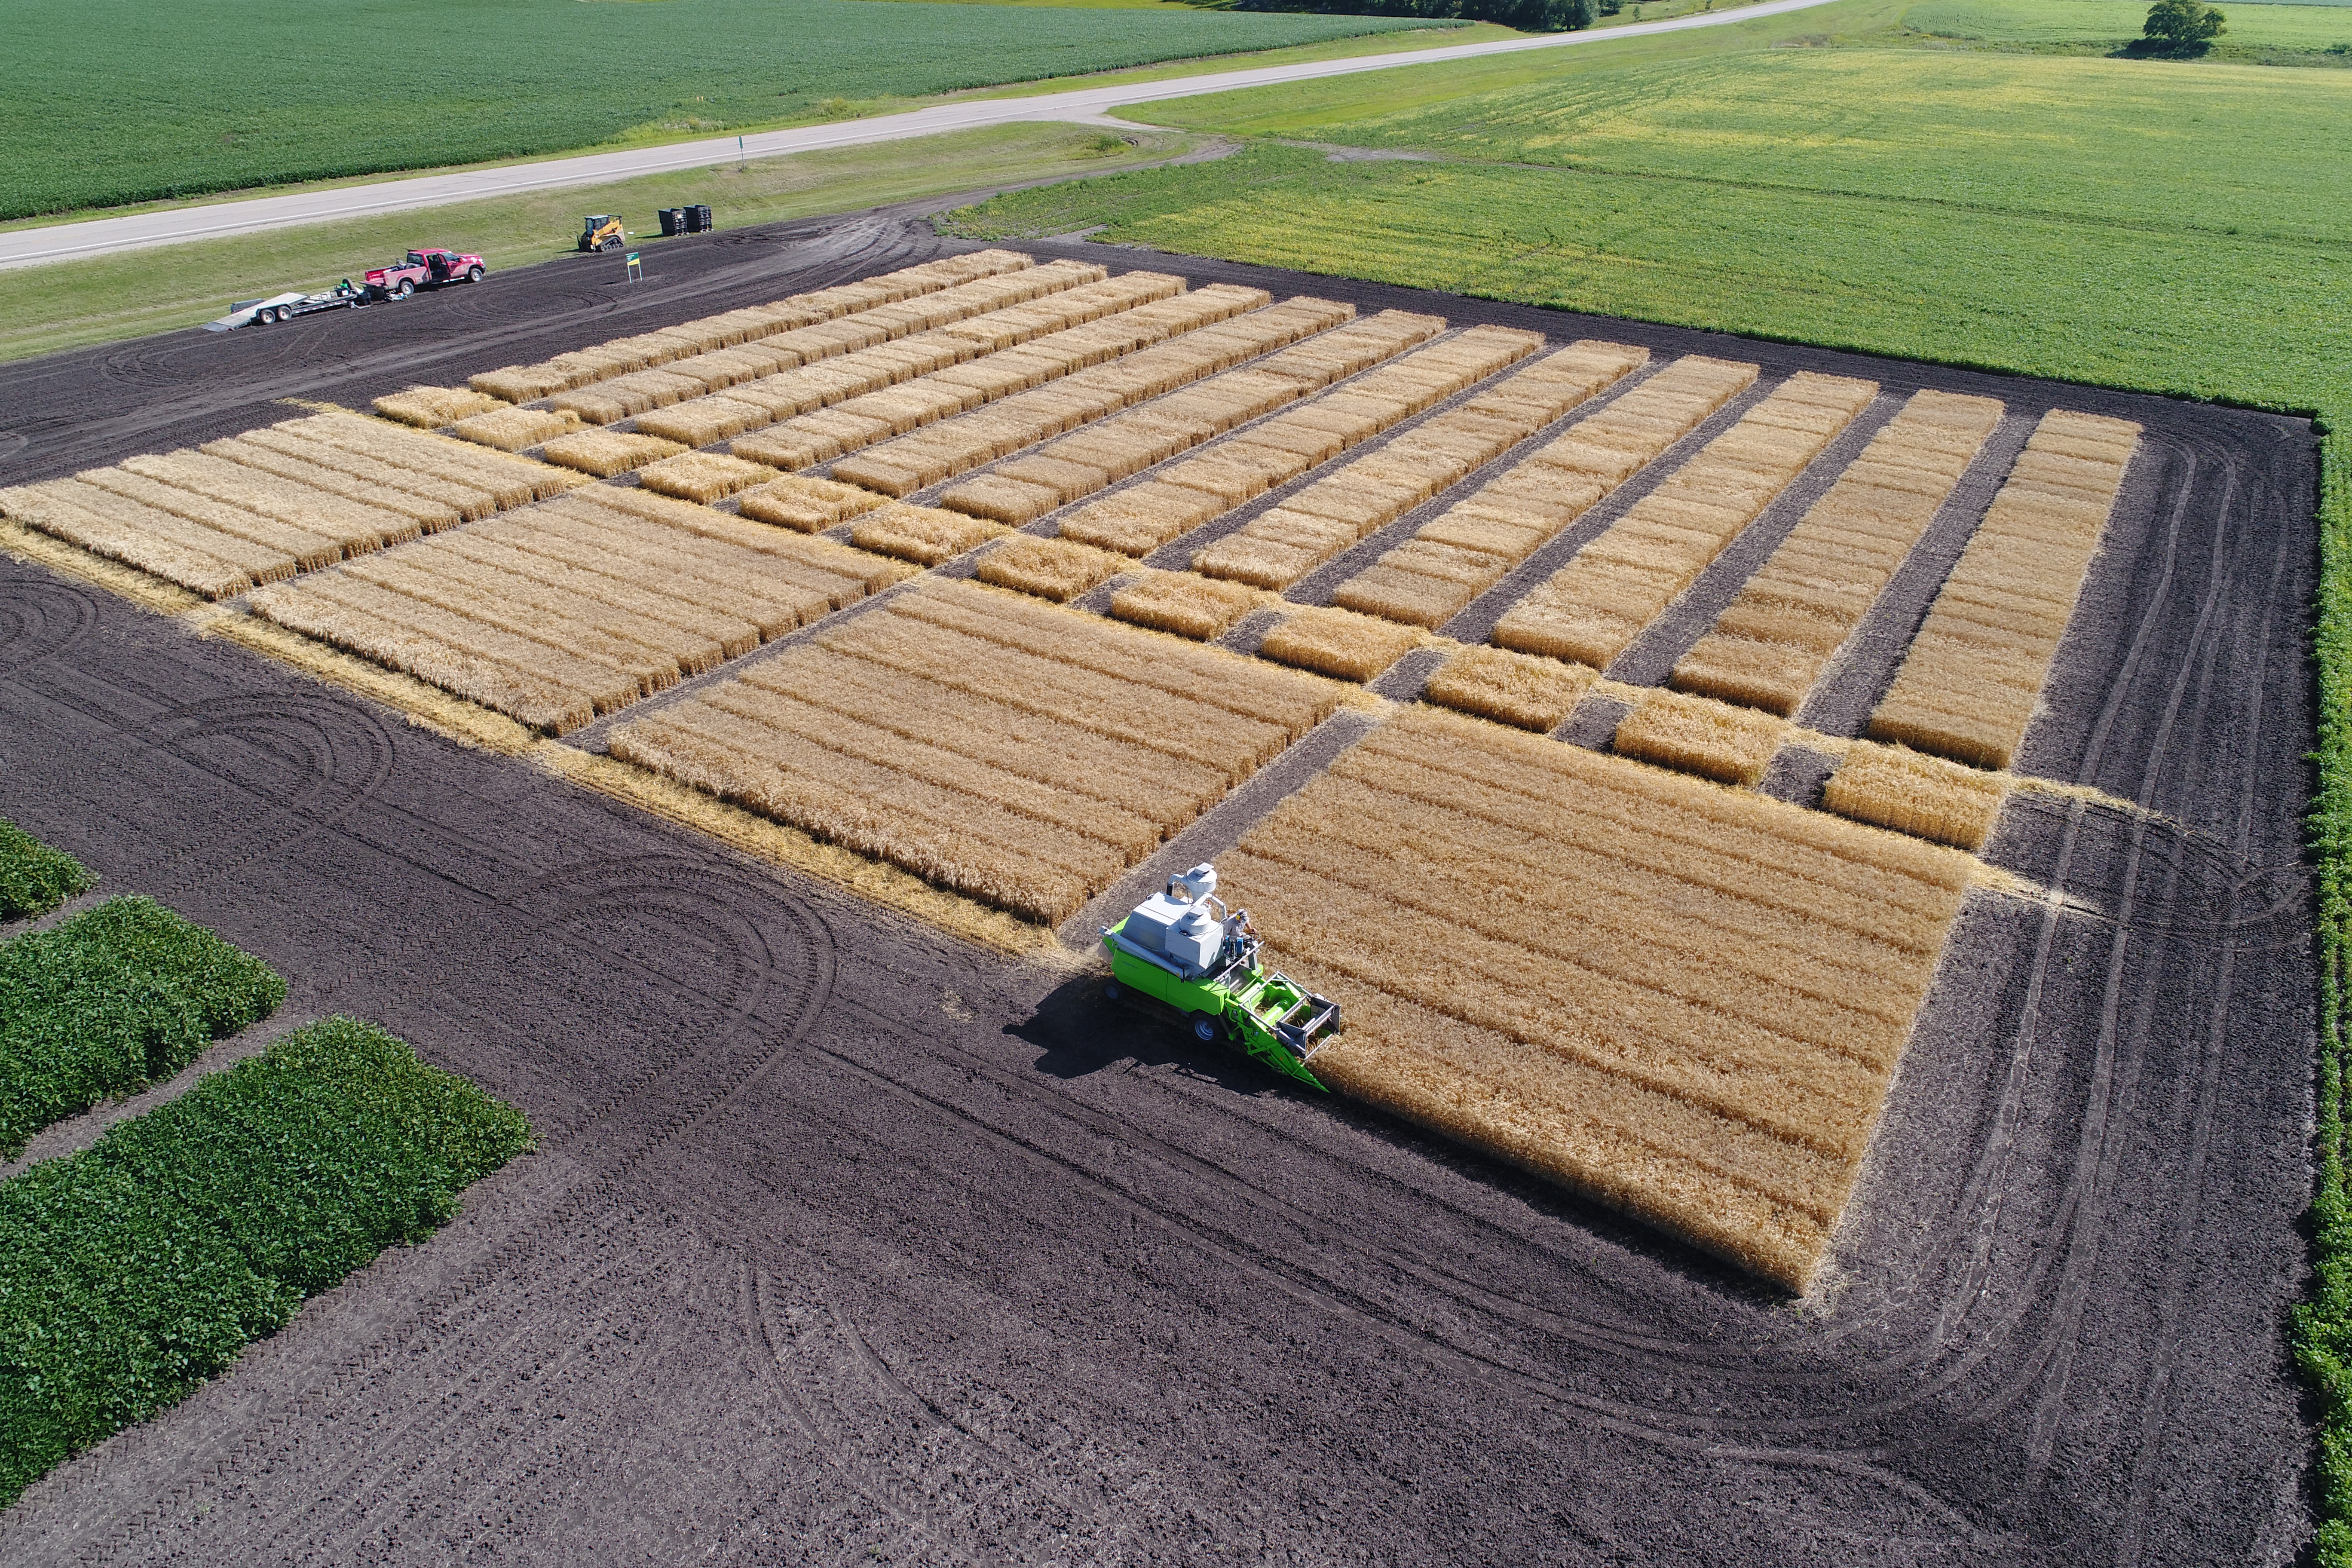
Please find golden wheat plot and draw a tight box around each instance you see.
[1197,347,1720,595]
[464,249,1037,403]
[373,386,505,428]
[0,414,545,597]
[1822,741,2008,850]
[271,413,586,508]
[1256,606,1424,682]
[710,284,1271,474]
[1108,570,1262,640]
[943,311,1460,528]
[974,536,1130,602]
[1671,390,2005,716]
[1611,688,1789,786]
[606,579,1345,922]
[820,294,1351,499]
[542,260,1115,426]
[1420,645,1595,732]
[246,485,906,735]
[627,269,1182,447]
[1231,704,1970,1290]
[1492,371,1877,670]
[1865,409,2141,770]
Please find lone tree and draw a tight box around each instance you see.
[2143,0,2226,52]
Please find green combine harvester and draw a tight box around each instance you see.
[1100,862,1341,1091]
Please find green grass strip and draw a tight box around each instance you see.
[0,896,285,1158]
[0,816,94,920]
[0,1015,530,1508]
[2297,422,2352,1564]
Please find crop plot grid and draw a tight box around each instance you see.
[0,245,2243,1305]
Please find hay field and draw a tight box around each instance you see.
[1493,371,1878,671]
[1225,705,1972,1292]
[247,486,906,734]
[1868,409,2140,769]
[1672,389,2006,717]
[607,579,1345,923]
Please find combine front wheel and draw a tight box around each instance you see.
[1189,1012,1221,1045]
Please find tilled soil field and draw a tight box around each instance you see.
[0,212,2321,1565]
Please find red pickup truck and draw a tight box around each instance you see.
[364,248,486,300]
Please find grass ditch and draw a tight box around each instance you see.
[0,815,93,920]
[0,896,285,1159]
[0,1014,530,1508]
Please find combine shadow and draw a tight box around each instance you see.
[1012,967,1301,1098]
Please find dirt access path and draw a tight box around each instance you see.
[0,217,2318,1564]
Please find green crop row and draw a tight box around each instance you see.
[0,817,93,921]
[0,1015,531,1508]
[0,897,285,1158]
[2298,428,2352,1565]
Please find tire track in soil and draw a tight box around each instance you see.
[39,857,837,1568]
[0,577,97,680]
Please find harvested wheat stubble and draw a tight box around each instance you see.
[1493,370,1873,670]
[450,406,581,452]
[827,295,1349,499]
[608,580,1341,922]
[1672,389,2006,716]
[465,250,1040,401]
[1421,645,1596,732]
[1823,741,2007,850]
[631,272,1194,447]
[0,480,282,598]
[533,429,682,479]
[1108,570,1262,640]
[1257,606,1423,682]
[974,536,1129,602]
[735,474,883,533]
[637,450,778,504]
[282,413,582,505]
[1231,704,1969,1290]
[1612,688,1789,787]
[245,485,901,734]
[1867,409,2141,770]
[373,385,505,428]
[850,503,1007,564]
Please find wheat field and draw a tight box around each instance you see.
[1228,704,1971,1291]
[1672,389,2006,716]
[1494,372,1877,671]
[246,486,906,733]
[608,579,1344,922]
[1866,409,2141,769]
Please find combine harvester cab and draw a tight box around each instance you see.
[1101,862,1339,1091]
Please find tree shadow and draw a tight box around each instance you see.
[2113,37,2216,58]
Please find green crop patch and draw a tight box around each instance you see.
[0,0,1434,219]
[0,817,94,921]
[0,1016,530,1508]
[0,897,285,1158]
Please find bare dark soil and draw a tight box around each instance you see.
[0,211,2322,1565]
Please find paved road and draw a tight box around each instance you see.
[0,0,1843,273]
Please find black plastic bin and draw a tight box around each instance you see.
[687,204,713,233]
[657,207,685,237]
